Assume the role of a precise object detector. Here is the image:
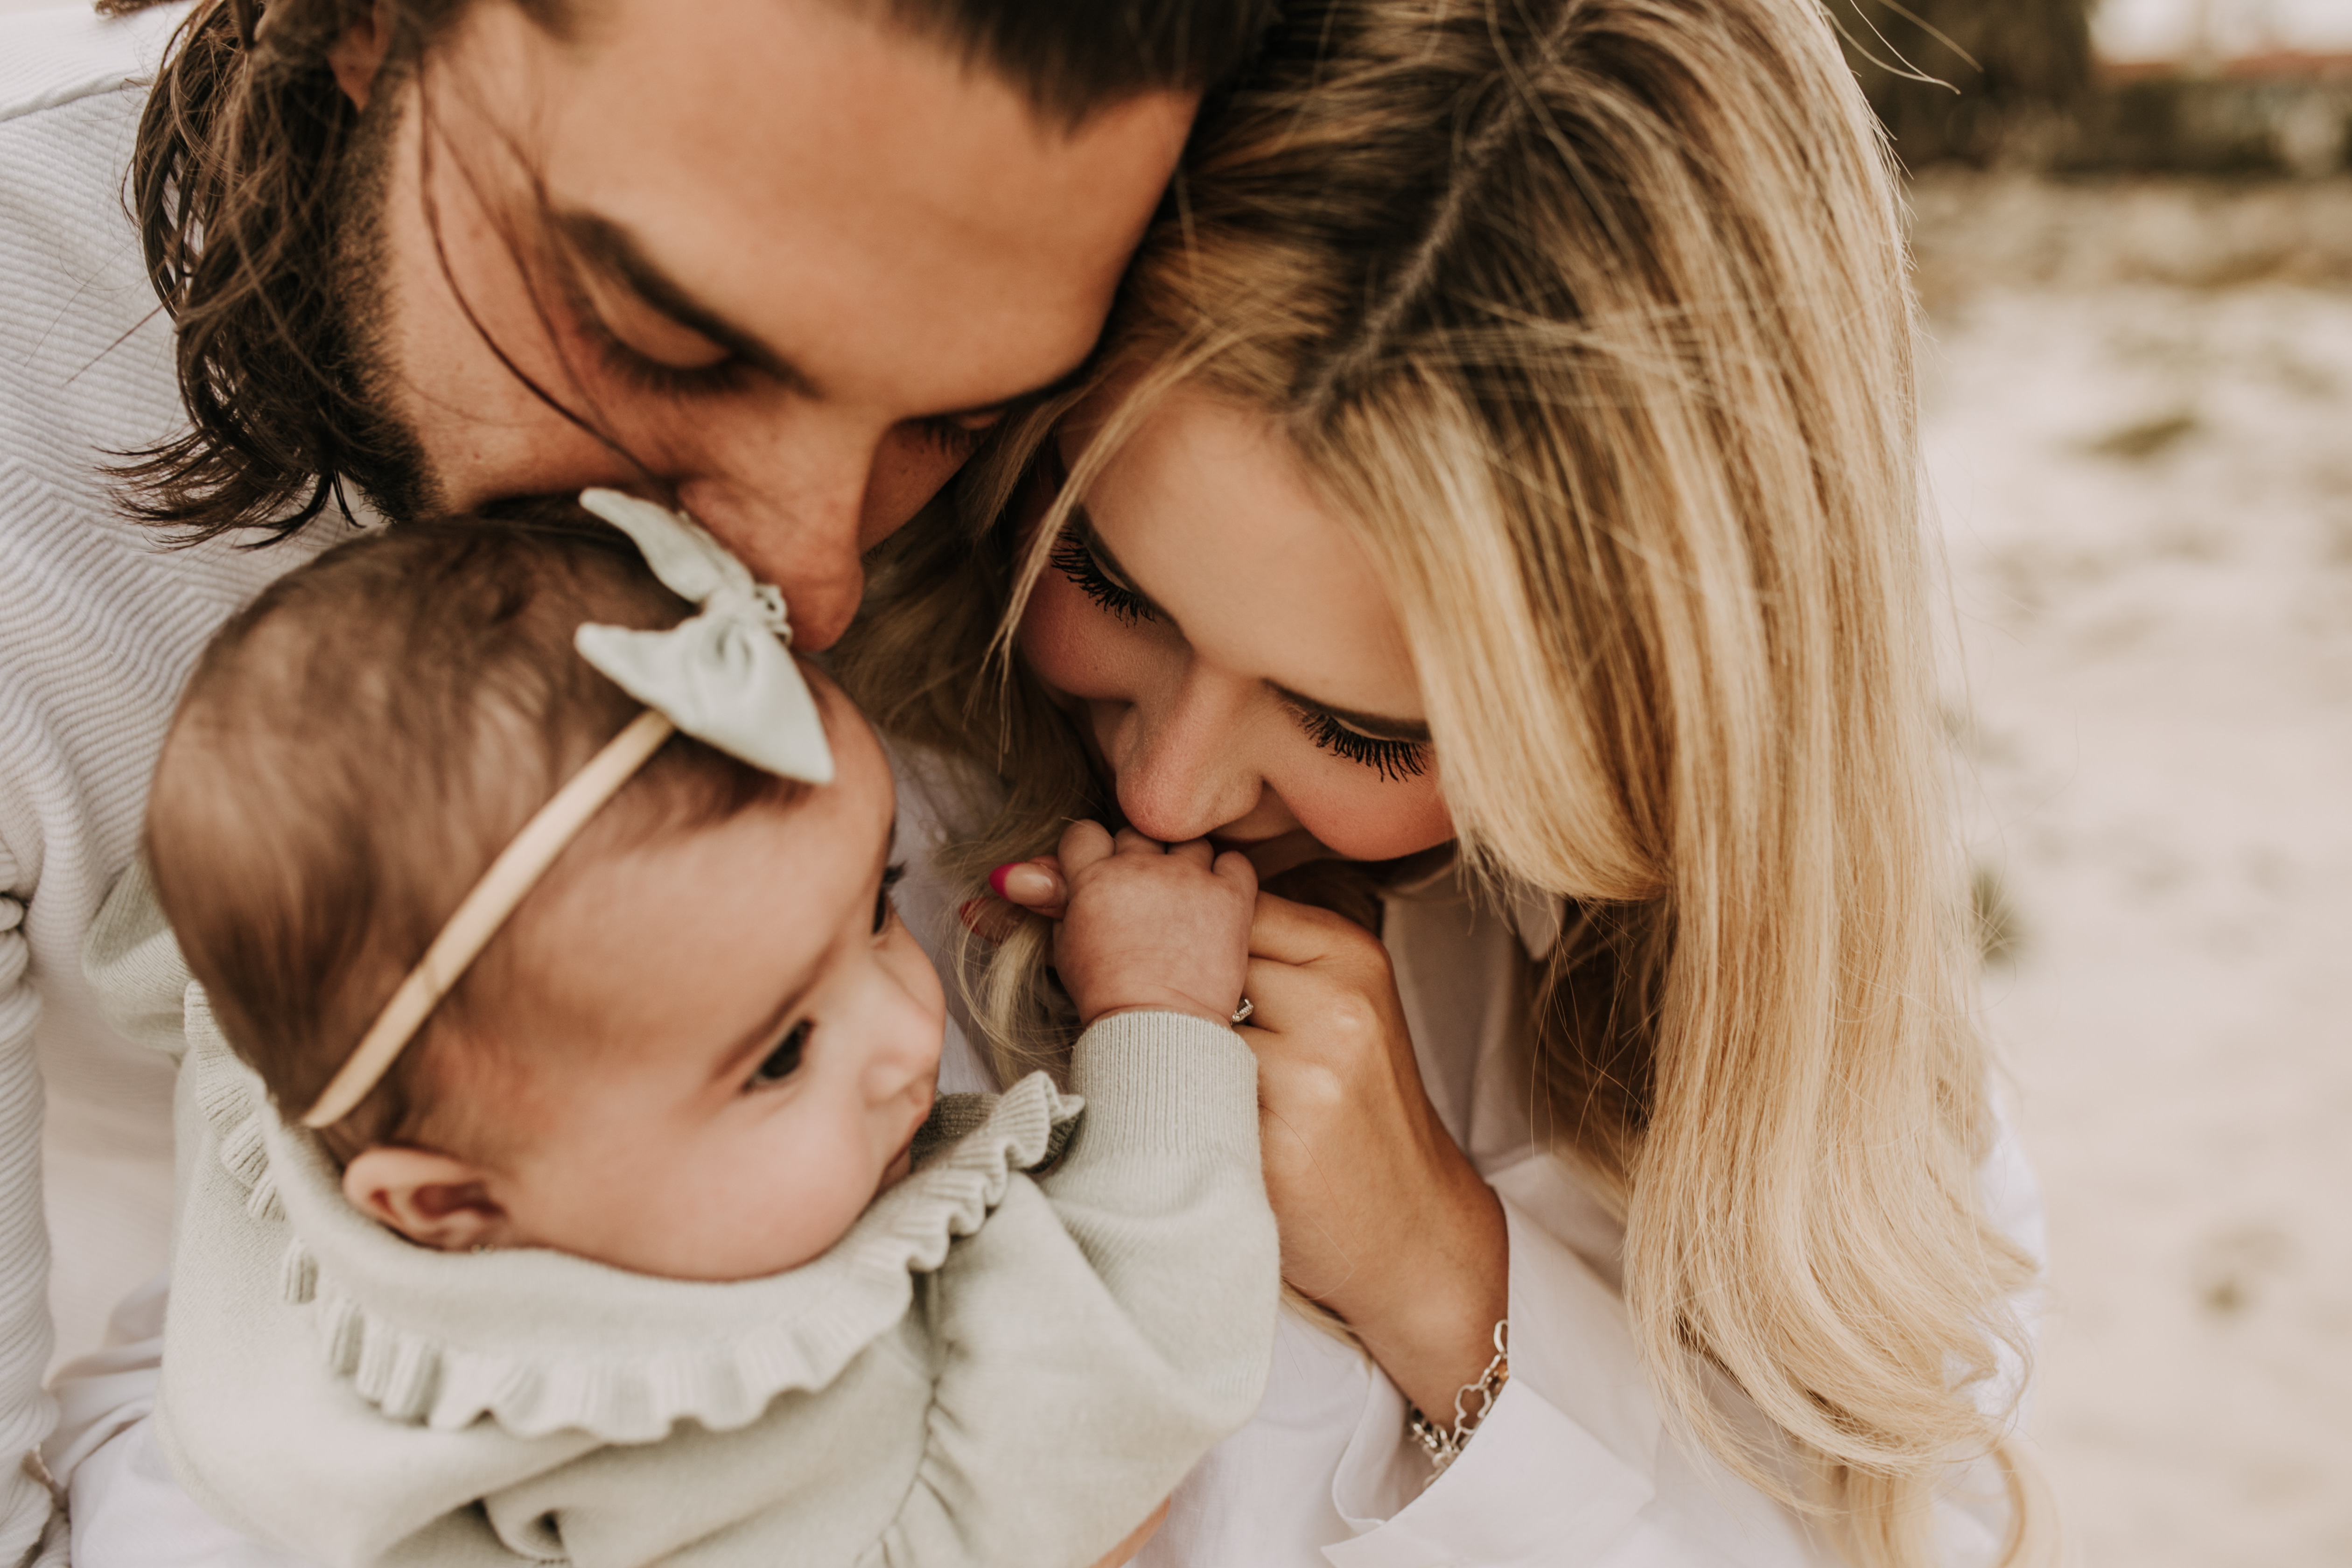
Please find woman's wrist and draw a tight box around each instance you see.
[1340,1173,1509,1419]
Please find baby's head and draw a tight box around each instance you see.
[149,518,943,1282]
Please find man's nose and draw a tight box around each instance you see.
[1110,668,1263,843]
[674,466,869,651]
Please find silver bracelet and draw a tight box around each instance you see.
[1404,1318,1509,1481]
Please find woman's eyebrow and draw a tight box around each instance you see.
[554,209,819,396]
[1267,684,1432,744]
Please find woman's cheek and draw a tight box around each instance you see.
[1016,574,1141,702]
[1274,759,1454,862]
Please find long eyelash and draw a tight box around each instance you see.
[588,329,749,399]
[874,861,907,935]
[557,263,748,400]
[1048,531,1156,625]
[914,417,987,457]
[1294,707,1429,782]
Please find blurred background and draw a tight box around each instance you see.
[3,0,2345,1562]
[1848,2,2352,1565]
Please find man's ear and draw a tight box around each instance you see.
[325,0,395,111]
[342,1145,514,1252]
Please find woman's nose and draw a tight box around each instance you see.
[1108,667,1264,843]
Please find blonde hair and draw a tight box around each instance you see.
[838,0,2051,1561]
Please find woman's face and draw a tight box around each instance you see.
[1018,389,1454,868]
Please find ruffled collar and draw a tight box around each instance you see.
[185,990,1080,1443]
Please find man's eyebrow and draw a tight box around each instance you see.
[1268,685,1432,744]
[553,209,819,397]
[552,210,1059,428]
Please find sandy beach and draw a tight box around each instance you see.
[1918,174,2352,1568]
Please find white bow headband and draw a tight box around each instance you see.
[301,490,835,1129]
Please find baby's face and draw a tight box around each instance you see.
[454,680,944,1281]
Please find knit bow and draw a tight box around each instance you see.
[573,489,836,785]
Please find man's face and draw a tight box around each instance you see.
[355,0,1192,648]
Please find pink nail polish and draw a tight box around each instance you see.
[988,863,1018,899]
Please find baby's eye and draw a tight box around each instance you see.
[749,1021,811,1089]
[873,862,906,937]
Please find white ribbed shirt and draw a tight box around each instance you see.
[1,6,345,1562]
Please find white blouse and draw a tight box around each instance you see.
[894,757,2047,1568]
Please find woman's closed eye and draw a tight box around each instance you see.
[873,863,906,936]
[1049,527,1156,626]
[1285,700,1430,781]
[747,1021,811,1089]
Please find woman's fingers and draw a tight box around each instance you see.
[988,858,1068,922]
[1247,889,1377,967]
[956,895,1030,943]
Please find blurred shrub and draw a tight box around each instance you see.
[1836,0,2095,168]
[1836,0,2352,176]
[2070,73,2352,178]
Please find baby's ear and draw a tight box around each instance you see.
[342,1146,512,1253]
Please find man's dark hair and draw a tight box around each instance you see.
[103,0,1278,545]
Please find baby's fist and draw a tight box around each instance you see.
[1052,823,1257,1028]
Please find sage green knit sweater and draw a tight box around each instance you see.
[153,987,1278,1568]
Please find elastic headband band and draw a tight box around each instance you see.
[301,707,677,1129]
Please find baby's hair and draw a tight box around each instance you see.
[147,515,806,1163]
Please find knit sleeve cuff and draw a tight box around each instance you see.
[1062,1010,1260,1165]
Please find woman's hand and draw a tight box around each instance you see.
[1239,893,1508,1420]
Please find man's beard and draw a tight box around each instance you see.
[323,79,439,529]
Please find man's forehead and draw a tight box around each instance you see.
[500,0,1190,406]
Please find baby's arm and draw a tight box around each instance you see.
[873,827,1277,1568]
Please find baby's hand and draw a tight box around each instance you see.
[1051,822,1257,1028]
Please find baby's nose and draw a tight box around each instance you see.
[864,1031,935,1105]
